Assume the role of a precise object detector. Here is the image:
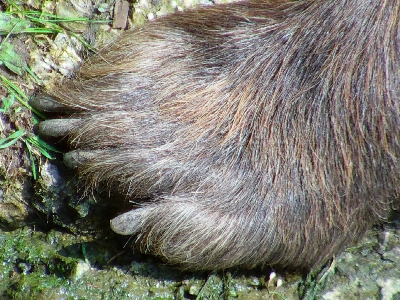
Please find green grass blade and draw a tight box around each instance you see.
[0,75,45,118]
[26,135,60,159]
[0,129,25,148]
[25,140,37,180]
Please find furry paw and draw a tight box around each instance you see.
[31,0,400,270]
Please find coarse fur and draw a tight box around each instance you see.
[33,0,400,271]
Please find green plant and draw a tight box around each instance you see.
[0,94,15,113]
[0,0,109,179]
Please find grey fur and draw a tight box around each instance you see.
[32,0,400,270]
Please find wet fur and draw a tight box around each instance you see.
[36,0,400,270]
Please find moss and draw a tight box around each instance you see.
[0,227,182,299]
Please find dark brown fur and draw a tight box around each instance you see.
[33,0,400,270]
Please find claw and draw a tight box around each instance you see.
[36,119,81,139]
[64,149,99,169]
[30,95,70,113]
[110,208,149,235]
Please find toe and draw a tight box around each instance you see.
[110,208,150,235]
[64,149,99,169]
[30,95,70,113]
[37,119,82,139]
